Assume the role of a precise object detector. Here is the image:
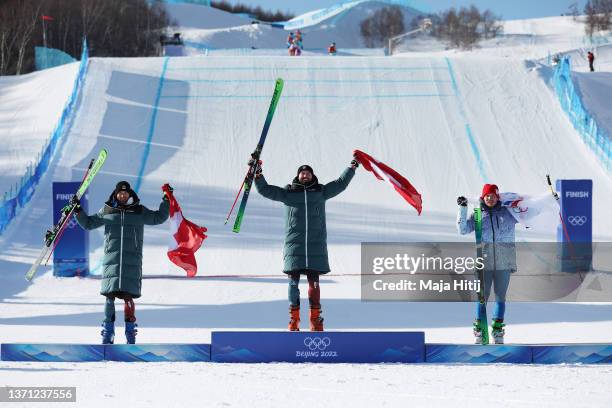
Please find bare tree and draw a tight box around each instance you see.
[360,6,405,48]
[584,0,612,38]
[432,6,501,50]
[568,2,580,21]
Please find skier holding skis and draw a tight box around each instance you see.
[457,184,518,344]
[254,160,358,331]
[74,181,170,344]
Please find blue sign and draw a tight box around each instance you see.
[52,182,89,277]
[533,345,612,364]
[1,344,104,362]
[426,344,532,364]
[556,179,592,271]
[211,331,425,363]
[105,344,211,362]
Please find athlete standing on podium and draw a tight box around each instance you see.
[254,159,358,331]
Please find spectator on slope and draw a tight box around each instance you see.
[457,184,518,344]
[328,42,337,56]
[254,159,358,332]
[295,29,303,49]
[587,51,595,72]
[287,32,294,48]
[74,181,170,344]
[289,39,301,56]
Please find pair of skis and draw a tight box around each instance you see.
[225,78,284,233]
[25,149,107,281]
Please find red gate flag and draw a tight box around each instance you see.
[162,184,207,277]
[41,15,54,21]
[353,149,422,215]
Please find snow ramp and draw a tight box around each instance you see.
[1,55,611,280]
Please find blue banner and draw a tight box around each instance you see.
[1,344,104,362]
[52,182,89,277]
[426,344,532,364]
[212,331,425,363]
[105,344,211,362]
[556,179,592,271]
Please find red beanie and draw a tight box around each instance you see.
[481,184,500,199]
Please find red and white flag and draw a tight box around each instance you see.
[162,184,207,277]
[353,149,422,215]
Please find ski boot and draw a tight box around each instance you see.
[125,322,138,344]
[101,321,115,344]
[309,306,324,332]
[491,319,505,344]
[473,319,489,345]
[288,306,300,331]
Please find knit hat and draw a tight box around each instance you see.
[297,165,314,177]
[480,183,500,199]
[114,181,132,196]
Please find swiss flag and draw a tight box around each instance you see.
[41,15,54,21]
[353,149,422,215]
[162,184,207,277]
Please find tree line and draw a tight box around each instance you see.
[360,5,501,50]
[0,0,171,76]
[211,1,293,22]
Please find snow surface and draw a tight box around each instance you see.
[0,63,79,193]
[1,5,612,408]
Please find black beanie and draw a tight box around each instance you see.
[114,181,131,196]
[297,165,314,177]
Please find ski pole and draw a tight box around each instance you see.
[224,168,250,225]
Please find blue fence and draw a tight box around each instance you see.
[0,39,89,235]
[552,57,611,172]
[35,46,77,71]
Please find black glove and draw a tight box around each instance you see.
[350,159,359,169]
[162,183,173,200]
[457,196,468,206]
[70,195,82,213]
[255,166,263,179]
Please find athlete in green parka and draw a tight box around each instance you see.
[254,159,358,332]
[74,181,170,344]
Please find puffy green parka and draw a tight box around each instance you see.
[76,196,169,298]
[255,167,355,274]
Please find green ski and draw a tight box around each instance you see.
[25,149,107,281]
[229,78,284,233]
[474,207,489,345]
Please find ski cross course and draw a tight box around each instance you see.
[1,2,612,407]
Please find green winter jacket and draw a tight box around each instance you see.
[76,197,169,298]
[255,167,355,274]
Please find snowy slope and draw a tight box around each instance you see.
[1,54,611,342]
[165,1,252,29]
[573,70,612,139]
[1,10,612,408]
[178,1,421,51]
[0,63,79,193]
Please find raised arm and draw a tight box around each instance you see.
[75,208,106,230]
[457,197,475,235]
[142,197,170,226]
[254,175,288,204]
[323,167,355,200]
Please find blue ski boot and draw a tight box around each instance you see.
[125,322,138,344]
[101,321,115,344]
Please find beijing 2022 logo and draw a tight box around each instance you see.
[567,215,587,226]
[296,336,338,358]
